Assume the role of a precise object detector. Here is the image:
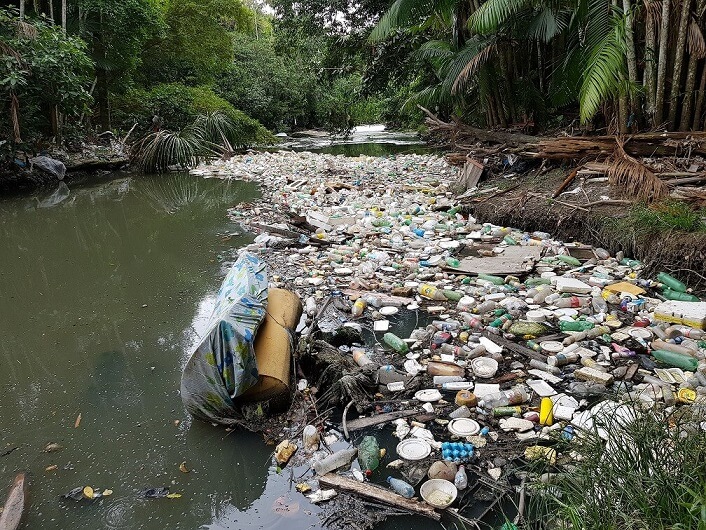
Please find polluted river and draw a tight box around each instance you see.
[2,128,706,530]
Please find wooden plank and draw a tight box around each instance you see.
[344,409,419,431]
[342,289,414,307]
[318,474,441,521]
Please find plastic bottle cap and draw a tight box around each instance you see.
[525,310,547,322]
[540,341,564,354]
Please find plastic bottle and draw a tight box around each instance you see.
[446,256,461,268]
[363,294,382,308]
[474,301,498,313]
[418,284,447,301]
[662,288,700,302]
[460,312,484,330]
[477,273,505,285]
[383,333,409,354]
[547,351,580,367]
[557,255,581,267]
[651,350,699,371]
[442,290,463,302]
[387,476,414,498]
[432,320,461,331]
[357,436,380,476]
[489,314,513,328]
[592,295,608,314]
[303,425,320,451]
[352,347,373,367]
[559,320,595,332]
[656,272,687,293]
[555,296,589,308]
[454,465,468,491]
[313,448,358,475]
[439,343,465,356]
[478,386,530,410]
[351,298,367,317]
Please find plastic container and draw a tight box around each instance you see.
[651,350,698,371]
[427,361,465,377]
[420,479,458,508]
[383,333,409,354]
[559,320,595,332]
[387,476,414,498]
[313,448,358,475]
[351,298,367,317]
[454,465,468,491]
[418,284,447,301]
[479,386,530,410]
[352,347,373,367]
[303,425,320,451]
[358,436,380,475]
[455,390,478,407]
[657,272,687,293]
[662,288,701,302]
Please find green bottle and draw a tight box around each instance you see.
[662,288,700,302]
[559,320,595,332]
[557,255,581,267]
[652,350,698,371]
[620,258,641,267]
[357,436,380,476]
[656,273,687,293]
[442,289,463,302]
[503,235,517,246]
[525,277,551,286]
[446,256,461,268]
[383,333,409,354]
[477,273,505,285]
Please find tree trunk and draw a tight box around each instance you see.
[61,0,66,33]
[618,94,629,133]
[623,0,639,116]
[654,0,671,127]
[668,0,692,129]
[19,0,25,19]
[680,54,700,130]
[693,64,706,129]
[48,0,54,22]
[644,0,657,124]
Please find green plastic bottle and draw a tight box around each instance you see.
[503,235,517,246]
[357,436,380,476]
[657,273,687,293]
[652,349,698,371]
[383,333,409,354]
[442,289,463,302]
[525,277,551,286]
[477,273,505,285]
[445,256,461,268]
[662,288,700,302]
[620,258,642,267]
[557,255,581,267]
[559,320,595,332]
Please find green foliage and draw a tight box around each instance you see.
[526,406,706,530]
[142,0,255,85]
[0,8,92,143]
[132,110,269,172]
[113,83,273,144]
[623,201,706,233]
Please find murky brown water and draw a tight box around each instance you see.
[0,171,450,530]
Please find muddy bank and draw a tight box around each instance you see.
[461,168,706,292]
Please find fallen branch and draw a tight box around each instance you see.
[318,474,441,521]
[552,167,580,198]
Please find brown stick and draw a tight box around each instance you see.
[318,474,441,521]
[552,167,580,197]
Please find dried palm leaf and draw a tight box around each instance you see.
[10,92,21,143]
[0,39,22,61]
[452,43,498,94]
[688,18,706,58]
[15,20,38,39]
[607,140,668,202]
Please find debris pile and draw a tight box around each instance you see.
[193,151,706,527]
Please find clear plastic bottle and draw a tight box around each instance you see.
[460,312,484,330]
[454,464,468,490]
[478,386,530,410]
[387,476,415,498]
[555,296,589,308]
[352,347,373,367]
[351,298,367,317]
[313,448,358,475]
[592,295,608,314]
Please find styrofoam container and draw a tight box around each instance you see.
[654,301,706,330]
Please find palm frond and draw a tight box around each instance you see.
[131,129,200,173]
[470,0,534,34]
[413,40,454,61]
[578,17,628,122]
[369,0,457,42]
[0,38,22,61]
[608,140,668,202]
[452,42,499,94]
[441,39,490,96]
[525,6,568,42]
[688,18,706,59]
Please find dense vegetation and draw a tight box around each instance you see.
[4,0,706,162]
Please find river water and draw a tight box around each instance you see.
[0,138,445,529]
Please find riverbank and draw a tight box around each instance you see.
[191,150,706,529]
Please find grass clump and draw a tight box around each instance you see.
[626,200,706,233]
[523,403,706,530]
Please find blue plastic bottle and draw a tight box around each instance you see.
[387,476,414,498]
